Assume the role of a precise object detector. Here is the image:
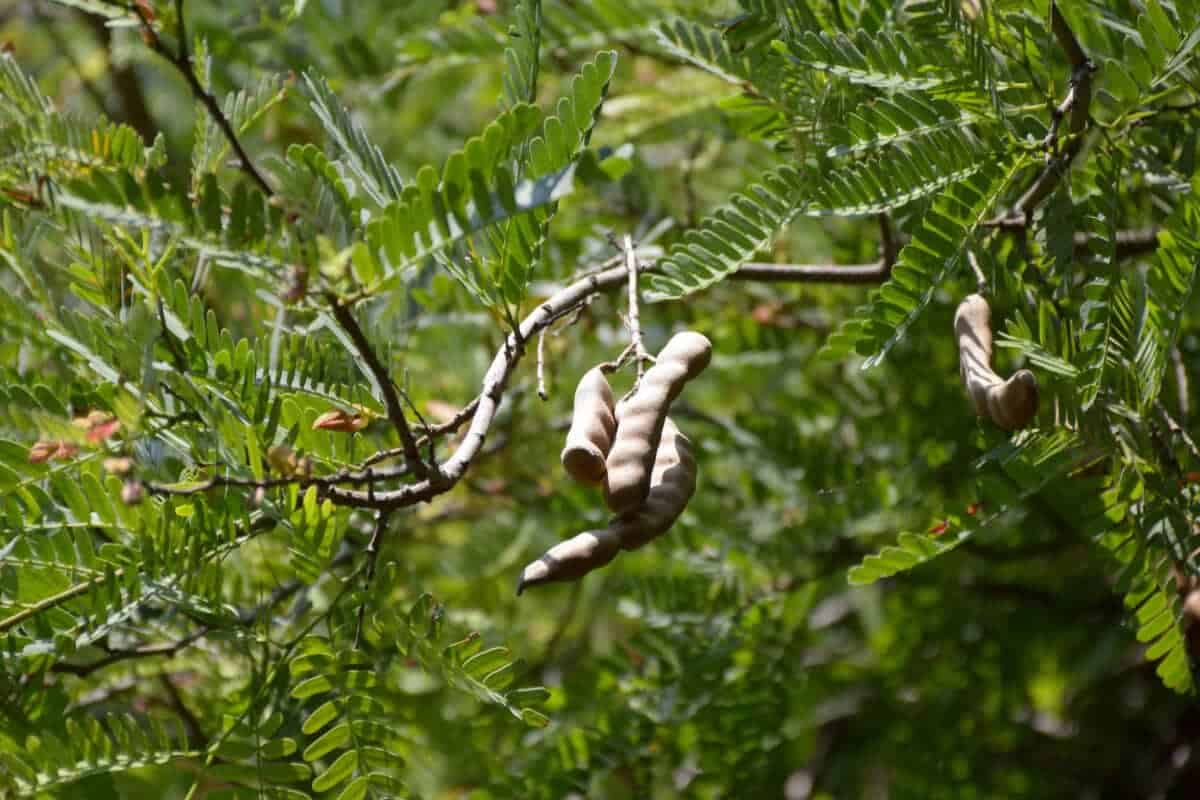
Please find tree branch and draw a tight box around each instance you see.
[328,296,430,480]
[878,213,899,273]
[147,255,905,510]
[354,511,391,648]
[623,234,651,379]
[82,12,157,143]
[731,262,889,283]
[323,254,890,510]
[130,1,273,196]
[988,2,1095,226]
[50,626,207,677]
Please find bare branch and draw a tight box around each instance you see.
[50,627,208,677]
[878,213,899,273]
[159,673,208,749]
[967,251,988,295]
[989,2,1094,226]
[623,234,651,379]
[131,1,273,196]
[731,262,888,283]
[536,329,549,401]
[328,296,430,480]
[354,511,391,648]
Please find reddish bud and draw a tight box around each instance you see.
[283,265,308,304]
[88,417,121,443]
[103,457,134,475]
[28,441,57,464]
[312,409,368,432]
[121,480,144,506]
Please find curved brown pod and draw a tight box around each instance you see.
[516,528,621,594]
[612,417,697,551]
[955,294,1038,431]
[603,331,711,513]
[560,367,617,484]
[518,417,698,593]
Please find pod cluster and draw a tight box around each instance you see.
[954,294,1039,431]
[518,332,711,593]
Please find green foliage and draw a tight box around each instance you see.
[302,73,407,207]
[646,164,806,301]
[822,157,1021,366]
[4,1,1200,797]
[193,72,290,183]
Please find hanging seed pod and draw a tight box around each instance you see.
[955,294,1039,431]
[561,367,617,484]
[604,331,710,513]
[519,418,697,593]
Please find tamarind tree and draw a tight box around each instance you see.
[2,0,1199,796]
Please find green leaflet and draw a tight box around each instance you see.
[303,72,407,207]
[824,92,984,159]
[808,128,993,217]
[656,18,754,85]
[1094,0,1200,124]
[646,165,807,302]
[848,530,968,584]
[192,72,289,183]
[821,156,1023,368]
[1098,480,1196,695]
[3,716,199,798]
[363,51,617,300]
[1134,186,1200,413]
[780,28,960,93]
[849,430,1102,583]
[502,0,542,109]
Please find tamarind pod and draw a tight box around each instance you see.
[604,331,711,513]
[518,419,699,594]
[560,367,617,484]
[515,528,621,594]
[954,294,1039,431]
[986,369,1038,430]
[613,417,697,551]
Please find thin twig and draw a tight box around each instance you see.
[598,342,637,374]
[159,673,208,749]
[1160,405,1200,463]
[39,10,110,115]
[354,511,391,648]
[328,296,430,481]
[130,1,273,196]
[81,12,157,141]
[536,329,549,401]
[878,213,899,273]
[988,2,1094,226]
[967,251,988,295]
[1171,346,1190,422]
[51,626,207,677]
[732,261,888,283]
[326,253,906,510]
[356,397,482,470]
[623,234,649,379]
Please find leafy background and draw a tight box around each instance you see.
[1,0,1200,798]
